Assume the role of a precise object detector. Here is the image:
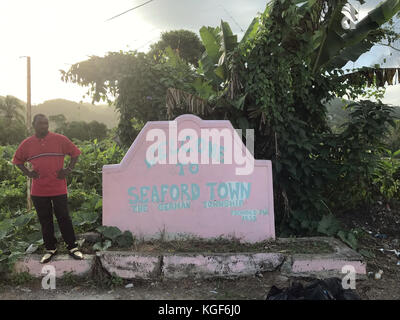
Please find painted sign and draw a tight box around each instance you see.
[102,114,275,242]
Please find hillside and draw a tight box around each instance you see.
[33,99,119,129]
[2,96,398,132]
[0,96,119,129]
[326,97,400,132]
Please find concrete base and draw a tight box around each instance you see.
[14,254,95,278]
[14,237,367,281]
[279,237,367,279]
[97,251,161,280]
[162,253,284,279]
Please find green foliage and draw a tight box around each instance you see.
[0,145,26,210]
[51,118,108,142]
[115,50,199,145]
[317,214,358,249]
[59,0,400,240]
[93,226,134,251]
[59,271,82,286]
[323,100,397,210]
[0,118,28,145]
[93,239,112,251]
[385,119,400,152]
[372,149,400,204]
[317,214,341,237]
[69,138,126,195]
[337,230,358,250]
[0,138,125,271]
[0,209,42,273]
[8,271,35,286]
[109,272,124,288]
[0,95,25,124]
[61,42,202,146]
[148,29,205,66]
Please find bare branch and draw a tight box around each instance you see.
[378,42,400,52]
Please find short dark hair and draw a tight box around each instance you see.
[32,114,47,125]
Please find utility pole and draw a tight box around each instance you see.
[26,56,32,210]
[20,56,32,210]
[27,56,31,133]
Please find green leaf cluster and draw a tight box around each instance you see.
[58,1,400,240]
[94,226,134,251]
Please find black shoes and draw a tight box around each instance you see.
[40,249,57,264]
[68,247,84,260]
[39,247,84,263]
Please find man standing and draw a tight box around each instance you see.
[13,114,84,263]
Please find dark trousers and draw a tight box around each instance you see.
[31,194,77,251]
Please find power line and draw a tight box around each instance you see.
[134,35,161,51]
[106,0,155,22]
[218,3,244,32]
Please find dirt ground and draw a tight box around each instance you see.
[0,268,398,300]
[334,201,400,300]
[0,272,286,300]
[0,202,398,301]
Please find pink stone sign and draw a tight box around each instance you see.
[102,114,275,242]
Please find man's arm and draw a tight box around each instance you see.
[16,164,39,179]
[57,156,79,179]
[67,156,79,171]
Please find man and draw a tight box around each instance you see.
[13,114,84,263]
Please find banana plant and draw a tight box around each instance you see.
[0,95,25,124]
[308,0,400,73]
[198,17,260,88]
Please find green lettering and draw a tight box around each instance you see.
[206,182,217,200]
[140,186,150,203]
[181,184,190,201]
[128,187,139,205]
[151,185,160,203]
[191,183,200,201]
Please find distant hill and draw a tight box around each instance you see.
[326,97,400,132]
[2,95,398,133]
[325,97,352,131]
[0,96,119,129]
[33,99,119,129]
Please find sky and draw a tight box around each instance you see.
[0,0,399,106]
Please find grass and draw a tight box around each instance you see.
[126,236,334,255]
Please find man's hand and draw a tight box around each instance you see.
[26,170,39,179]
[16,164,39,179]
[57,168,72,179]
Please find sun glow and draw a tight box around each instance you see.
[0,0,159,104]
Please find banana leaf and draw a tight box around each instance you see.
[219,20,238,55]
[315,0,400,71]
[240,17,260,45]
[199,26,221,64]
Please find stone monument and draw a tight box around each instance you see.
[102,114,275,242]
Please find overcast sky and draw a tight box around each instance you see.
[0,0,398,105]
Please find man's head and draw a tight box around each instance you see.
[32,114,49,137]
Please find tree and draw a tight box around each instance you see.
[49,114,67,132]
[55,120,108,142]
[0,118,27,145]
[166,0,400,235]
[0,96,27,145]
[0,95,25,124]
[87,121,108,141]
[61,49,198,146]
[148,29,205,66]
[61,0,400,235]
